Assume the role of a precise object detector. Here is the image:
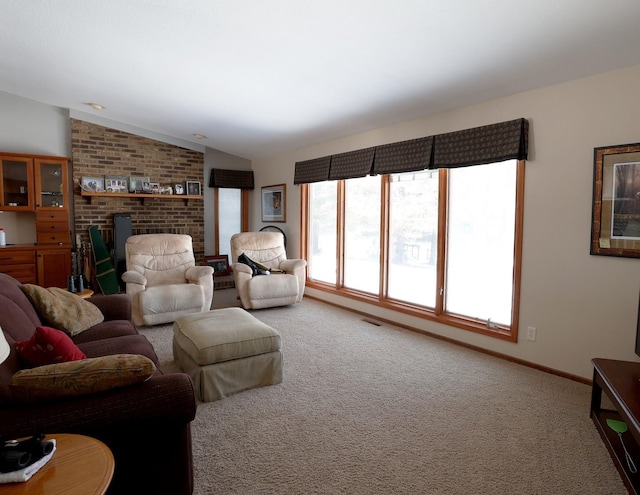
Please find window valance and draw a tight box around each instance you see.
[372,136,434,175]
[432,118,529,169]
[208,168,254,189]
[328,147,375,180]
[293,118,529,184]
[293,156,331,185]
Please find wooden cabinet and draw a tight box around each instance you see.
[0,247,37,284]
[0,152,71,288]
[0,155,34,211]
[37,247,72,289]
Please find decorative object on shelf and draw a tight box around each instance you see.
[129,176,150,193]
[105,175,128,193]
[174,183,184,195]
[80,176,105,193]
[186,181,201,196]
[591,142,640,258]
[150,182,160,194]
[261,183,286,222]
[160,186,173,195]
[205,254,230,276]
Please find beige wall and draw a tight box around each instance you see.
[251,64,640,380]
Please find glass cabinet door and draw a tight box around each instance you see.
[1,156,33,210]
[34,159,68,209]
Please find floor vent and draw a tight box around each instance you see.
[362,318,382,327]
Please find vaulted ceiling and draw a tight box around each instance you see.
[2,1,640,159]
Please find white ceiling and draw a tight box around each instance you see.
[2,1,640,159]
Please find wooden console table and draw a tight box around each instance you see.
[0,433,114,495]
[591,358,640,494]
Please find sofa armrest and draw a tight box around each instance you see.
[0,373,196,440]
[87,293,132,322]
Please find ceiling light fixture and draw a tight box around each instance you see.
[193,133,206,139]
[88,103,106,110]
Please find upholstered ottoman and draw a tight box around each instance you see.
[172,308,282,402]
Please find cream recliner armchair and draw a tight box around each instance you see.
[122,234,214,326]
[230,232,306,310]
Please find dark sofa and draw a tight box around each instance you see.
[0,273,197,494]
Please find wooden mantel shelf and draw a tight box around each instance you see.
[80,191,203,205]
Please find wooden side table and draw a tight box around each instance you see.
[75,289,94,299]
[0,433,114,495]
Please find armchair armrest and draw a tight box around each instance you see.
[121,270,146,286]
[0,373,196,440]
[185,265,214,283]
[280,259,307,273]
[87,293,132,322]
[231,263,253,275]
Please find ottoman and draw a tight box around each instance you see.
[173,307,282,402]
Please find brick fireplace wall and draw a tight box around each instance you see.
[70,119,206,263]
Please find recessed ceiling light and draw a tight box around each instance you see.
[88,103,106,110]
[193,133,206,139]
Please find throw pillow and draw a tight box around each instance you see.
[15,326,86,367]
[20,285,104,336]
[9,354,156,403]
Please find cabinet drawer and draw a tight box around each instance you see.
[36,210,69,222]
[37,232,71,244]
[0,250,36,265]
[0,264,36,283]
[37,220,70,233]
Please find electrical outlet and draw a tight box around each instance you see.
[526,326,537,342]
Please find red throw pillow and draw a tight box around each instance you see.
[15,326,86,367]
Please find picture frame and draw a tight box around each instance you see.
[205,254,230,276]
[261,183,286,222]
[591,142,640,258]
[150,182,160,194]
[105,175,128,193]
[129,176,150,193]
[80,176,105,193]
[186,181,201,196]
[174,183,184,195]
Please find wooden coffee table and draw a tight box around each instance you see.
[0,434,114,495]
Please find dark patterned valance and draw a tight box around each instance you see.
[293,156,331,185]
[208,168,254,189]
[329,147,375,180]
[293,118,529,184]
[372,136,434,175]
[433,118,528,169]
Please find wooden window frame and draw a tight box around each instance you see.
[301,160,525,342]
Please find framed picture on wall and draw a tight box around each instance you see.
[205,255,230,276]
[591,142,640,258]
[261,183,286,222]
[186,181,201,196]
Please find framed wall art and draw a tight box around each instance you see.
[261,183,286,222]
[591,142,640,258]
[186,181,201,196]
[205,254,230,276]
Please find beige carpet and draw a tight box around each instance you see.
[139,290,626,495]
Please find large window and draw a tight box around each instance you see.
[303,160,524,341]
